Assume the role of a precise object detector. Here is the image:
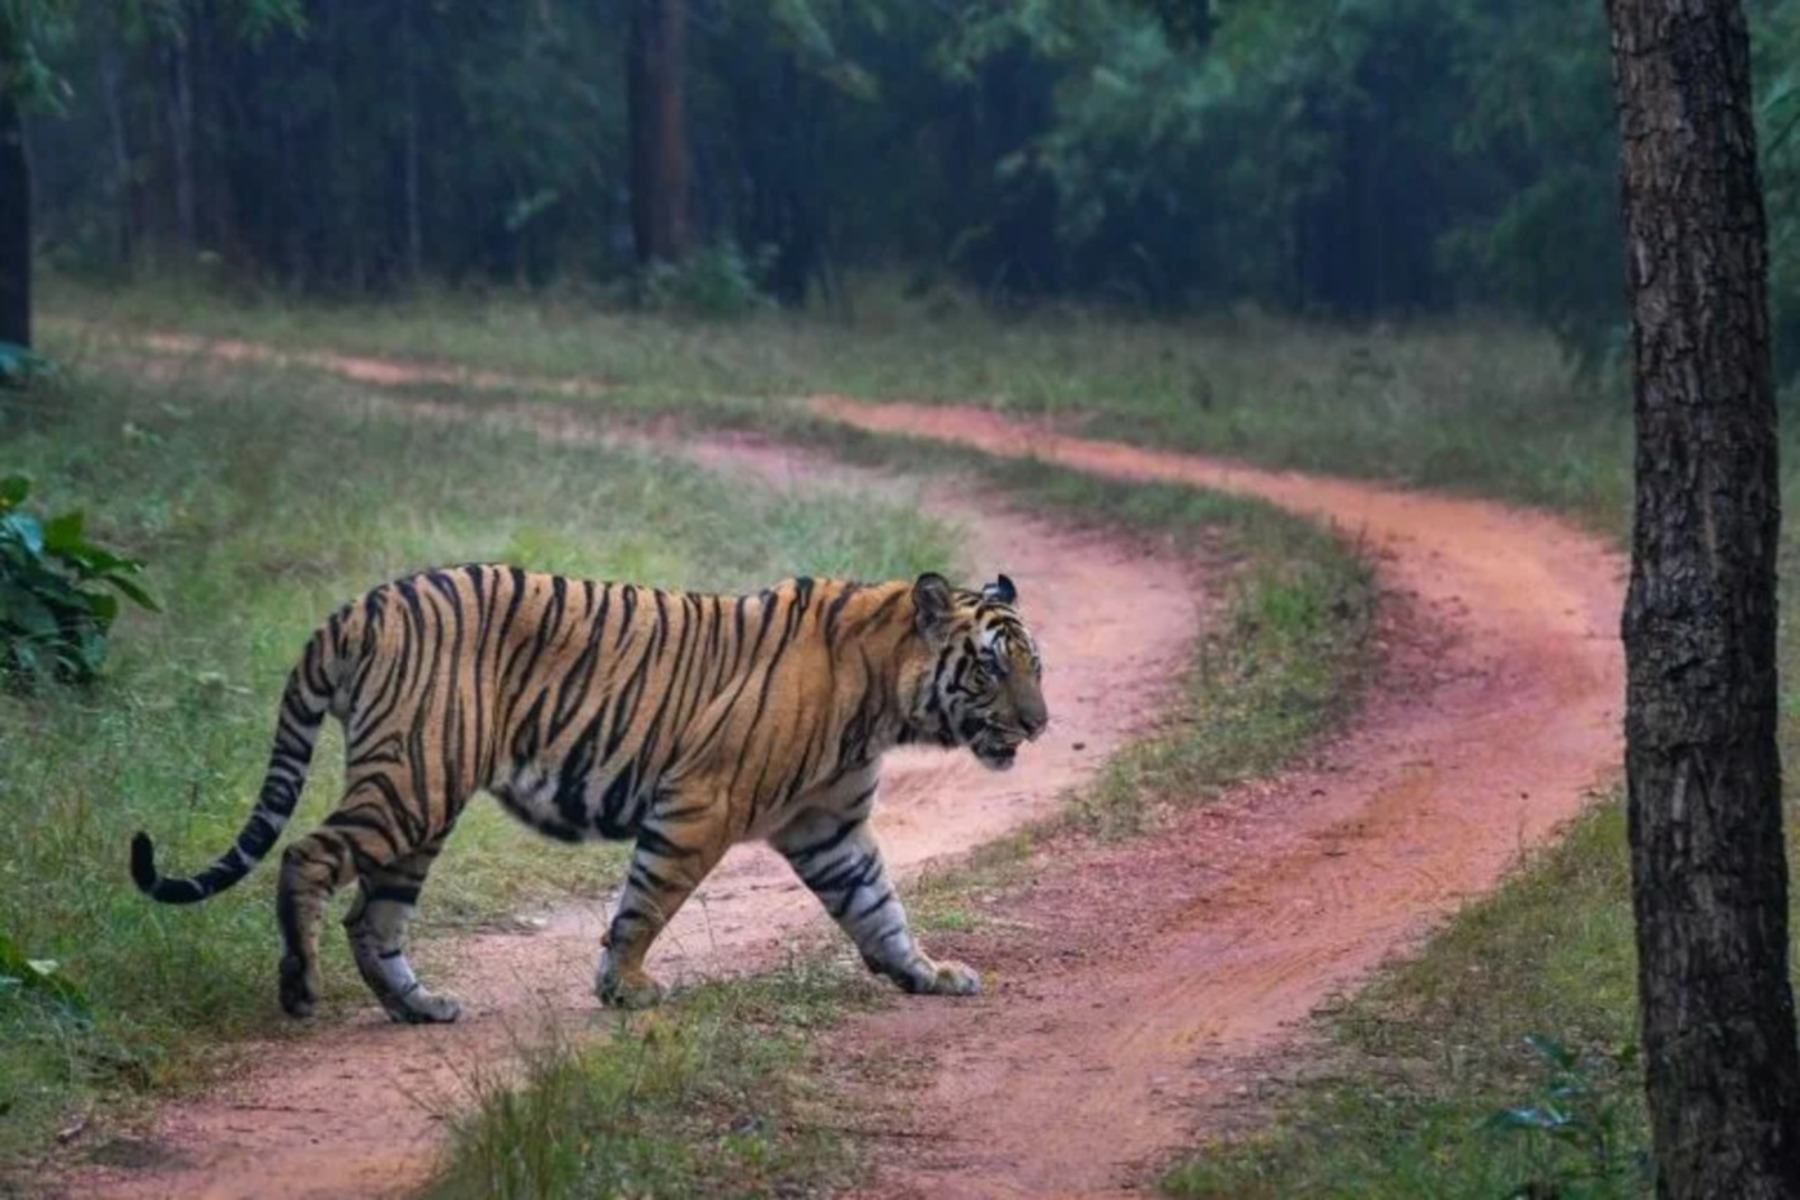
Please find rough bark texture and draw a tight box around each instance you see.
[0,90,29,350]
[627,0,692,266]
[1608,0,1800,1195]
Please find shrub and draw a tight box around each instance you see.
[641,241,776,319]
[0,474,158,684]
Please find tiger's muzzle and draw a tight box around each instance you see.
[971,708,1048,772]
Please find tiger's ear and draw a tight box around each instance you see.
[981,574,1018,605]
[913,572,955,640]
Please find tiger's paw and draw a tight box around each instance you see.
[382,987,463,1025]
[900,956,982,997]
[925,958,983,996]
[595,956,667,1010]
[278,954,319,1020]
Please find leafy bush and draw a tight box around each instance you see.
[0,341,53,387]
[641,241,775,319]
[0,931,90,1020]
[0,474,157,684]
[1486,1035,1650,1198]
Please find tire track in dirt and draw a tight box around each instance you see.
[59,360,1200,1200]
[805,398,1624,1199]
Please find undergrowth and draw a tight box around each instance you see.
[429,956,882,1200]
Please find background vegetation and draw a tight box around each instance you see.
[6,0,1797,369]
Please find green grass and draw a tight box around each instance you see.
[44,275,1636,530]
[0,358,958,1175]
[430,957,885,1200]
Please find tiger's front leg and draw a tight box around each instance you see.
[771,809,981,997]
[595,799,732,1010]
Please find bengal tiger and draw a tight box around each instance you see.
[129,565,1047,1023]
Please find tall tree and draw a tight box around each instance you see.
[627,0,691,266]
[0,86,28,351]
[1608,0,1800,1195]
[0,0,74,351]
[1,0,301,352]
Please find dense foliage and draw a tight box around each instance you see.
[0,472,157,684]
[14,0,1800,365]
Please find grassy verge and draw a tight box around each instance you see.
[44,276,1636,529]
[0,360,957,1175]
[430,957,885,1200]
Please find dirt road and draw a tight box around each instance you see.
[66,334,1623,1199]
[807,398,1623,1199]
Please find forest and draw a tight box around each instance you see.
[6,0,1798,365]
[7,1,1800,1197]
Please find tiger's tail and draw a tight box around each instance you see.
[131,615,349,905]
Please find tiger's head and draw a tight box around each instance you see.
[909,571,1048,771]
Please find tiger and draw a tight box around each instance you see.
[129,565,1048,1023]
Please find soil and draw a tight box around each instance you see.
[56,337,1624,1200]
[805,398,1624,1199]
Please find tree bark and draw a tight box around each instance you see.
[164,30,197,253]
[98,15,137,268]
[0,90,30,350]
[1608,1,1800,1196]
[401,0,423,282]
[627,0,691,266]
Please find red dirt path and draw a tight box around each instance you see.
[807,397,1623,1199]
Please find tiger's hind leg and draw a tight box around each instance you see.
[276,778,443,1020]
[343,836,461,1024]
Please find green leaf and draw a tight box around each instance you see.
[1524,1033,1578,1070]
[0,485,156,679]
[103,574,160,613]
[0,475,29,510]
[0,341,51,381]
[8,640,44,680]
[0,512,46,559]
[84,591,119,624]
[0,584,60,638]
[41,510,86,555]
[0,932,91,1019]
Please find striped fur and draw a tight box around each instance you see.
[130,565,1047,1021]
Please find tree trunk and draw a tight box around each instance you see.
[0,91,30,350]
[99,23,137,268]
[164,30,197,252]
[1608,1,1800,1196]
[627,0,691,266]
[401,0,423,282]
